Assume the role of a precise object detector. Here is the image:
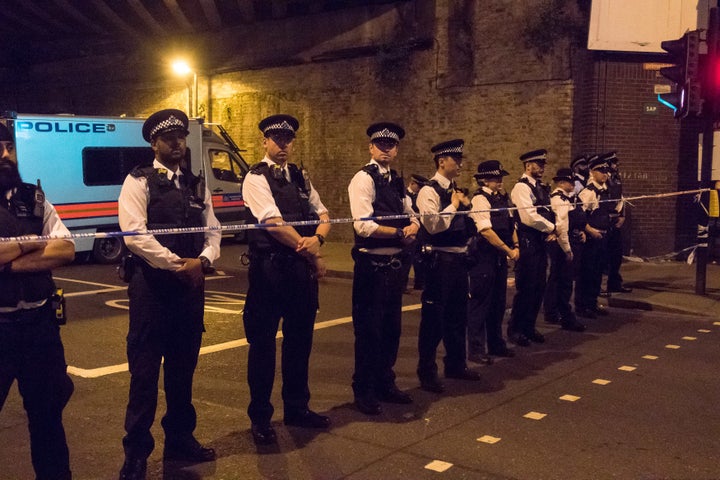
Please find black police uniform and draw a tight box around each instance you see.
[508,176,555,342]
[417,178,475,380]
[0,184,73,480]
[605,166,626,291]
[399,182,426,290]
[576,181,613,313]
[544,189,586,325]
[467,188,514,356]
[351,164,410,402]
[243,161,320,425]
[121,166,208,460]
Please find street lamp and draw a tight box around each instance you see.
[171,59,198,117]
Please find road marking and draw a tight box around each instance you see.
[682,336,697,341]
[56,275,230,298]
[642,355,658,360]
[698,329,711,333]
[618,365,636,372]
[66,303,423,378]
[425,460,453,472]
[714,322,720,326]
[523,411,546,420]
[477,435,501,444]
[665,344,681,349]
[593,379,611,385]
[559,394,580,402]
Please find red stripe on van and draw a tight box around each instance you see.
[212,194,245,208]
[55,202,119,219]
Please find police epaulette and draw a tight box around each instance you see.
[249,162,268,175]
[130,165,157,178]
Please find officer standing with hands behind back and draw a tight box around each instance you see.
[0,122,75,480]
[242,114,331,444]
[118,109,220,480]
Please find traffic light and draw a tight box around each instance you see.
[658,30,702,119]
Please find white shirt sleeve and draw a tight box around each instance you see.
[348,169,380,237]
[510,181,555,233]
[551,195,571,253]
[308,182,329,217]
[417,185,456,234]
[469,194,492,232]
[43,199,74,244]
[241,172,282,222]
[579,187,598,212]
[118,174,183,270]
[200,186,221,263]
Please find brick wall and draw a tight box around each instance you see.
[571,52,702,257]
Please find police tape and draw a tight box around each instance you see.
[0,187,712,244]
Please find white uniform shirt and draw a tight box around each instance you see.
[510,174,555,233]
[348,159,418,239]
[242,156,328,225]
[550,188,573,253]
[417,173,467,253]
[469,186,497,233]
[578,179,607,214]
[118,159,221,271]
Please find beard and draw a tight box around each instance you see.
[0,159,22,192]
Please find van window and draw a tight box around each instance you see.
[83,147,154,186]
[210,149,247,183]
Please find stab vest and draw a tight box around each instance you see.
[246,162,319,254]
[513,177,555,242]
[420,180,474,248]
[550,190,587,234]
[131,166,206,260]
[584,183,613,231]
[0,183,55,307]
[353,164,410,249]
[606,173,624,218]
[474,189,514,255]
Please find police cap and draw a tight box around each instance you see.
[142,109,190,143]
[258,114,300,138]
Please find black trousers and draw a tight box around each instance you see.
[243,253,318,425]
[606,226,624,289]
[508,235,547,337]
[123,268,205,459]
[351,250,405,398]
[576,236,608,310]
[0,304,73,480]
[543,242,574,321]
[467,252,508,355]
[418,251,469,378]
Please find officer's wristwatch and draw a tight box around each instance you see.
[395,228,404,239]
[199,256,214,274]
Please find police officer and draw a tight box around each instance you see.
[0,122,75,480]
[575,156,613,319]
[417,139,480,394]
[118,109,220,479]
[242,114,331,443]
[603,151,632,294]
[543,168,586,332]
[348,122,419,415]
[467,160,518,364]
[400,173,429,291]
[571,154,590,195]
[507,149,557,347]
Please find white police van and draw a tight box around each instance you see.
[2,112,250,263]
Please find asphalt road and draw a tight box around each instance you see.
[1,243,719,480]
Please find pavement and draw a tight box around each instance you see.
[320,241,720,318]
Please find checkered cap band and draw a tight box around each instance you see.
[149,115,186,139]
[523,152,547,163]
[480,169,503,176]
[370,128,400,142]
[262,120,296,134]
[435,145,464,156]
[592,160,610,170]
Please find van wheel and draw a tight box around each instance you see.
[92,237,127,264]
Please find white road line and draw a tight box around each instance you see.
[67,303,422,379]
[56,275,231,298]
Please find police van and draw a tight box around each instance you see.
[2,112,250,263]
